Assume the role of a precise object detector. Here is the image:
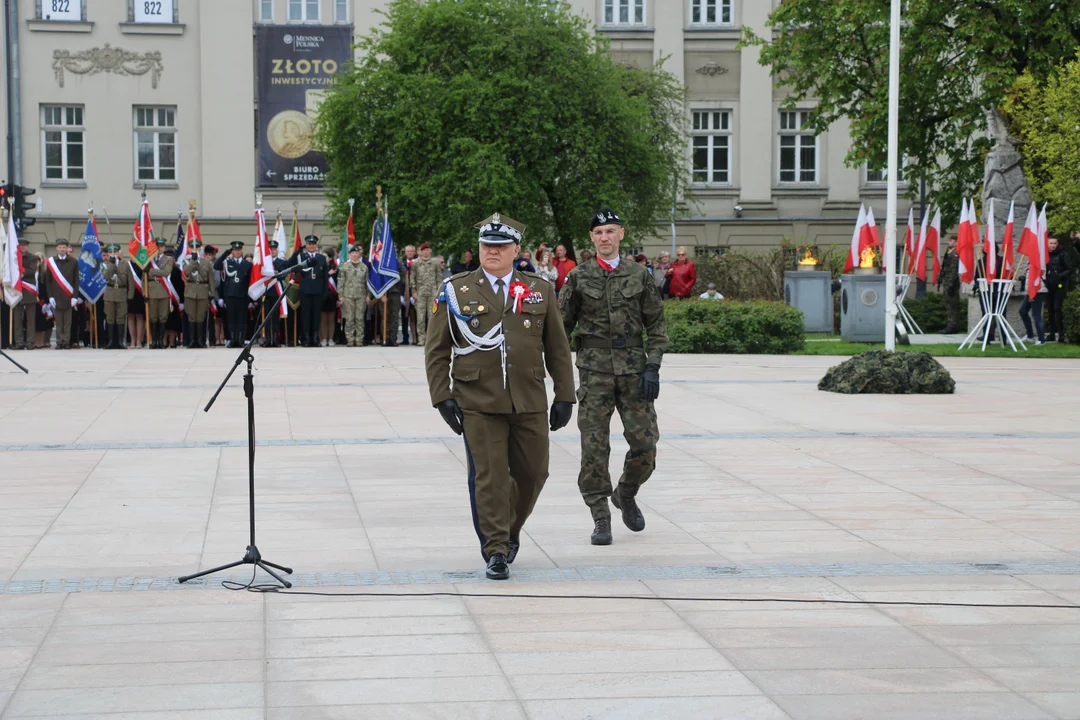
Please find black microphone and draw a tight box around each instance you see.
[270,257,310,281]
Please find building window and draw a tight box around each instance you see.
[691,0,731,25]
[779,110,817,184]
[37,0,84,22]
[866,162,905,184]
[288,0,320,22]
[129,0,178,23]
[603,0,645,26]
[333,0,348,23]
[691,110,731,185]
[134,107,177,183]
[258,0,273,22]
[42,106,85,182]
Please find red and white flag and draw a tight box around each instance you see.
[269,214,288,318]
[2,202,24,305]
[1001,201,1015,279]
[845,204,867,272]
[957,199,976,284]
[1038,203,1050,270]
[128,199,157,266]
[903,207,915,268]
[1017,203,1042,299]
[983,198,997,282]
[248,208,274,301]
[914,204,932,281]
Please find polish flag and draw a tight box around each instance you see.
[957,199,976,284]
[248,207,274,301]
[845,204,867,272]
[983,198,997,282]
[1017,203,1041,299]
[863,206,881,252]
[1001,201,1015,280]
[903,207,915,265]
[914,204,931,281]
[1038,203,1050,270]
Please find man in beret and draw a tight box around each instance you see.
[559,209,668,546]
[410,242,441,345]
[425,213,576,580]
[44,239,81,350]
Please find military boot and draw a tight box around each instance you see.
[611,492,646,532]
[590,516,612,545]
[507,536,520,564]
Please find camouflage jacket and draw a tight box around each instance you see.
[410,256,441,298]
[938,249,960,293]
[338,259,370,300]
[559,258,668,375]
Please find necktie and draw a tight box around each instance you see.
[496,278,507,309]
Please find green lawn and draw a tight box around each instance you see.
[798,336,1080,358]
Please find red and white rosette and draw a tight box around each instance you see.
[509,281,529,314]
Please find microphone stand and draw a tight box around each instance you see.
[178,273,297,588]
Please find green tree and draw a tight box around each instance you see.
[741,1,1080,215]
[315,0,687,257]
[1007,57,1080,235]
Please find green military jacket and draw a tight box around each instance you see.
[19,251,39,305]
[338,259,369,300]
[183,257,216,301]
[102,258,134,302]
[425,268,576,415]
[410,256,442,299]
[147,254,175,300]
[559,258,668,375]
[939,249,960,294]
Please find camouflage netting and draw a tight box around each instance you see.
[818,350,955,394]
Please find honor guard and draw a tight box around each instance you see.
[260,239,288,347]
[338,244,369,346]
[410,242,442,345]
[45,239,81,350]
[425,213,576,580]
[101,244,133,349]
[213,240,253,347]
[285,235,329,347]
[13,237,39,349]
[183,237,216,348]
[146,240,176,349]
[559,209,668,545]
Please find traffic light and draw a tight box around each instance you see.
[11,185,36,231]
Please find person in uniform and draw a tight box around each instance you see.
[146,241,175,349]
[13,238,39,349]
[258,239,287,347]
[183,238,215,348]
[44,239,81,350]
[559,209,668,545]
[285,235,329,347]
[411,242,442,345]
[338,244,369,346]
[937,236,961,334]
[101,244,133,349]
[213,241,253,347]
[400,244,418,344]
[425,214,576,580]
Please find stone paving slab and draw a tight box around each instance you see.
[0,348,1078,718]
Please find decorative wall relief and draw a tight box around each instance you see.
[695,62,729,77]
[52,44,164,88]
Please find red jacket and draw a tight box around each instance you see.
[554,258,577,291]
[666,259,696,297]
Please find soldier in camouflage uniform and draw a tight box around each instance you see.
[937,236,961,333]
[559,209,668,545]
[410,242,442,345]
[338,244,369,346]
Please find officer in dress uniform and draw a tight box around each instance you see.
[260,239,288,347]
[101,244,133,349]
[285,235,329,347]
[146,240,175,349]
[183,238,215,348]
[559,209,668,545]
[425,214,576,580]
[214,240,253,347]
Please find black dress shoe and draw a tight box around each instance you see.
[591,516,612,545]
[507,537,520,564]
[611,492,645,532]
[486,554,510,580]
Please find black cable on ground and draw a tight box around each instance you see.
[218,567,1079,610]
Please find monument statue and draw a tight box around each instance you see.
[982,107,1032,230]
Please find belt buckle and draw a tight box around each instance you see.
[611,337,626,349]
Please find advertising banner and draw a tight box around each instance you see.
[255,25,352,187]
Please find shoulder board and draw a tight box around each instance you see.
[519,270,542,279]
[448,270,472,281]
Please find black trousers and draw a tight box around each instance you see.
[300,294,321,345]
[225,297,247,342]
[262,291,281,345]
[1047,286,1066,338]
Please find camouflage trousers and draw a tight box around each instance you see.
[944,290,962,331]
[342,297,366,344]
[576,369,659,520]
[416,294,435,345]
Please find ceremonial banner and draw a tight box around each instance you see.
[78,217,107,303]
[368,210,401,299]
[255,25,352,188]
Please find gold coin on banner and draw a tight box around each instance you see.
[267,110,314,159]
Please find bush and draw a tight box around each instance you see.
[904,293,947,333]
[690,250,787,300]
[1063,290,1080,343]
[665,299,805,354]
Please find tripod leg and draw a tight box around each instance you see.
[257,561,293,589]
[178,559,248,584]
[260,559,293,574]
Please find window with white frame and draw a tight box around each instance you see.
[258,0,273,22]
[333,0,348,23]
[38,0,83,21]
[691,110,731,185]
[135,107,177,183]
[288,0,320,22]
[778,110,817,183]
[866,162,905,184]
[129,0,178,23]
[603,0,645,26]
[42,106,85,182]
[691,0,732,25]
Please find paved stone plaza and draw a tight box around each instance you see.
[0,348,1078,719]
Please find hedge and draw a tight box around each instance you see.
[1063,290,1080,343]
[904,293,948,334]
[664,299,805,354]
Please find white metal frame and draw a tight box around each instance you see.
[41,105,85,183]
[959,279,1027,352]
[603,0,646,26]
[894,274,922,335]
[134,106,178,184]
[691,109,732,186]
[778,109,818,185]
[689,0,733,26]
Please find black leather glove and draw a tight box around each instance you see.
[549,401,573,432]
[638,364,660,402]
[436,399,464,435]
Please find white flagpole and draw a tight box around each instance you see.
[884,0,901,351]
